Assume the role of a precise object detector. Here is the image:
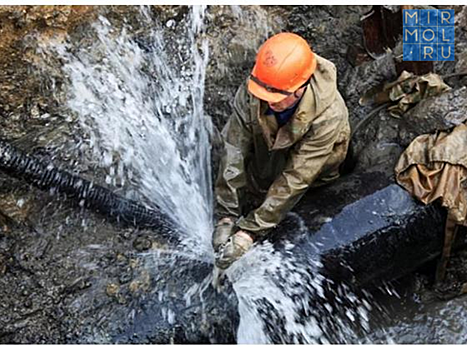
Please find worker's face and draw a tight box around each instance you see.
[268,86,306,112]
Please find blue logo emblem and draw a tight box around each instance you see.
[403,9,454,61]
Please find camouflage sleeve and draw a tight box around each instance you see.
[215,83,253,219]
[236,108,345,236]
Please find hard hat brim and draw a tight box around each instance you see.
[247,78,289,103]
[247,59,317,103]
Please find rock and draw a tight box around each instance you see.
[118,229,133,240]
[0,252,7,274]
[455,50,467,76]
[118,270,132,284]
[64,276,92,294]
[346,44,372,67]
[24,299,33,308]
[0,210,15,234]
[106,283,119,297]
[133,236,152,252]
[399,87,467,146]
[128,270,151,295]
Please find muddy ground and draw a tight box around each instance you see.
[1,5,467,344]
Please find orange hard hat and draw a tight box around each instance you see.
[248,33,317,103]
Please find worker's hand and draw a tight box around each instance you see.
[215,230,254,270]
[212,217,235,252]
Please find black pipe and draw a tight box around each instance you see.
[236,171,448,343]
[271,170,447,287]
[0,139,180,242]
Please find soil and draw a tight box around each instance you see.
[0,4,467,344]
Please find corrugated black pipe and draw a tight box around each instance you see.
[0,139,180,242]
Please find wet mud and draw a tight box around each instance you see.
[1,5,467,344]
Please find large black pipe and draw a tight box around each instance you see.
[238,171,448,343]
[272,170,447,287]
[0,139,180,242]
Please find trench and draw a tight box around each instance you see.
[1,5,467,344]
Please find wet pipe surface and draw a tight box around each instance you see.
[273,171,446,287]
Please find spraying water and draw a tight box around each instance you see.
[55,6,212,256]
[224,215,372,344]
[39,5,373,344]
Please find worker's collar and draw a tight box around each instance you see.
[257,81,318,150]
[265,91,304,127]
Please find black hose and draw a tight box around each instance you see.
[0,138,180,241]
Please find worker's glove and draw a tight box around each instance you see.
[212,217,235,252]
[215,230,254,270]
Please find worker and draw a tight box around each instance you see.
[213,33,351,269]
